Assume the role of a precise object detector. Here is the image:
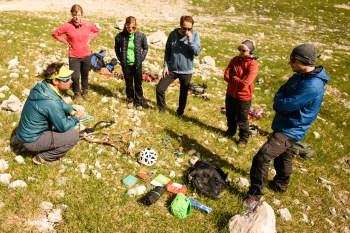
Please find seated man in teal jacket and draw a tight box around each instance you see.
[243,44,330,207]
[15,62,86,166]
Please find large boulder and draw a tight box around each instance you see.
[228,202,276,233]
[0,94,23,112]
[115,21,124,30]
[147,31,167,47]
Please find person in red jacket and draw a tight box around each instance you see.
[52,4,100,103]
[224,40,258,147]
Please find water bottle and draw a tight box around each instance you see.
[125,185,149,197]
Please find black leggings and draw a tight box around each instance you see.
[69,55,91,93]
[123,65,143,106]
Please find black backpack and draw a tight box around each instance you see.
[188,160,228,197]
[188,83,207,95]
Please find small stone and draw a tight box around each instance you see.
[230,146,238,153]
[190,106,198,111]
[60,204,69,210]
[48,209,62,223]
[176,158,184,163]
[318,177,335,185]
[200,56,215,67]
[0,173,12,184]
[329,207,337,216]
[188,150,196,155]
[226,6,235,12]
[302,190,309,196]
[39,43,46,48]
[169,171,176,178]
[301,212,309,222]
[277,208,292,221]
[14,155,25,164]
[227,157,235,164]
[40,201,53,210]
[97,149,104,155]
[63,97,72,104]
[53,190,65,198]
[0,85,10,92]
[218,138,227,143]
[313,131,320,139]
[8,180,27,189]
[293,199,300,205]
[101,97,108,103]
[0,202,6,209]
[264,90,270,94]
[325,217,334,226]
[234,177,249,188]
[325,184,332,192]
[270,169,276,176]
[72,105,85,112]
[273,198,281,205]
[0,159,9,172]
[0,93,5,98]
[189,157,199,166]
[204,140,209,144]
[144,211,150,216]
[28,177,39,182]
[257,78,264,84]
[10,73,19,78]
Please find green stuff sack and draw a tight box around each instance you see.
[291,141,316,159]
[171,193,191,219]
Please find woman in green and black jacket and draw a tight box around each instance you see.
[115,16,148,110]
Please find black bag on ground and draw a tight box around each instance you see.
[141,186,165,206]
[188,160,228,197]
[188,83,207,95]
[291,141,316,159]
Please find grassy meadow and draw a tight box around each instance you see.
[0,0,349,232]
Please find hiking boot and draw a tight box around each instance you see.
[11,135,23,148]
[159,108,166,113]
[266,180,285,192]
[33,155,60,167]
[224,129,236,137]
[243,198,259,208]
[82,89,90,101]
[238,141,246,147]
[136,106,143,110]
[74,92,81,103]
[128,102,134,109]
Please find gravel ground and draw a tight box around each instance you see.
[0,0,190,20]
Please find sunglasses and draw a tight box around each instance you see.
[290,56,297,63]
[238,48,249,53]
[126,26,136,29]
[72,14,82,18]
[182,27,192,31]
[57,75,72,83]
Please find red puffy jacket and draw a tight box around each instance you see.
[52,19,100,58]
[224,55,258,101]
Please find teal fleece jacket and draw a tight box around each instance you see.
[16,81,79,143]
[163,28,201,74]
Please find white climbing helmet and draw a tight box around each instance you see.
[138,148,157,166]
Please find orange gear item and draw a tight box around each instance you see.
[166,181,187,195]
[136,172,150,181]
[100,67,110,75]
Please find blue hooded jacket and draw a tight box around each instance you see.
[163,28,201,74]
[272,66,329,141]
[16,81,79,143]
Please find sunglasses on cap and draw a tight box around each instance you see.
[238,47,249,53]
[182,27,192,31]
[57,75,72,83]
[290,56,297,63]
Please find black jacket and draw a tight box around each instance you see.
[114,30,148,70]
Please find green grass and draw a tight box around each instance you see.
[0,1,350,232]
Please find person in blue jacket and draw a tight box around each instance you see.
[14,63,86,166]
[243,44,330,208]
[156,15,201,117]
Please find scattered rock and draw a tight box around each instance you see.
[189,157,199,166]
[0,173,12,184]
[318,177,335,185]
[313,131,320,139]
[0,93,5,98]
[169,171,175,178]
[234,177,249,188]
[226,6,236,12]
[48,209,62,223]
[273,198,281,205]
[188,150,196,155]
[257,78,264,84]
[0,201,5,209]
[277,208,292,221]
[0,95,22,112]
[190,106,198,111]
[325,217,334,226]
[14,155,25,164]
[8,180,27,189]
[329,207,337,216]
[9,73,19,78]
[300,212,309,222]
[0,159,9,172]
[53,190,65,198]
[227,157,235,164]
[40,201,54,210]
[302,190,309,196]
[8,57,19,70]
[114,21,124,30]
[0,86,10,92]
[228,202,276,233]
[60,204,69,210]
[218,138,227,143]
[230,146,238,153]
[200,56,215,67]
[101,97,108,103]
[63,97,72,104]
[147,30,167,47]
[264,90,270,94]
[270,169,276,176]
[72,105,85,112]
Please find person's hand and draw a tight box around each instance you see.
[75,111,86,120]
[185,29,192,39]
[162,69,169,79]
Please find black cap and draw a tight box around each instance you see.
[291,44,317,66]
